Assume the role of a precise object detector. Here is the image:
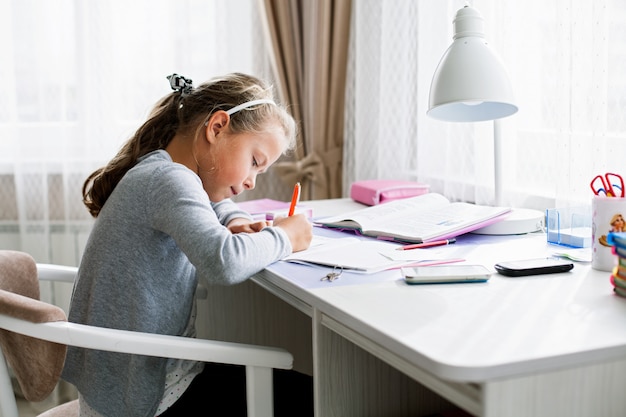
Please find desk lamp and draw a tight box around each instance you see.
[428,5,543,235]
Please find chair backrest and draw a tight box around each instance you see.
[0,250,67,402]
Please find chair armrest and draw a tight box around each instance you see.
[36,264,208,299]
[37,264,78,283]
[0,314,292,370]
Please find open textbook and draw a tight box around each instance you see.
[315,193,511,243]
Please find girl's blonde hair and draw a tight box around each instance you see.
[83,73,296,218]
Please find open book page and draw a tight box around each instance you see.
[316,193,510,243]
[317,193,450,230]
[364,202,510,242]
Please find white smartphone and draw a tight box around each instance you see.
[401,265,492,285]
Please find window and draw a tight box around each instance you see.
[0,0,267,263]
[345,0,626,209]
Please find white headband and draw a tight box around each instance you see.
[226,99,275,116]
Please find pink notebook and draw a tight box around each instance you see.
[236,198,312,220]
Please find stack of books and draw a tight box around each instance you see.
[608,232,626,297]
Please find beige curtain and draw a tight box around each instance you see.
[260,0,352,200]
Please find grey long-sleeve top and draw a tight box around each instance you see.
[62,150,292,417]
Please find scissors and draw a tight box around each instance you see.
[590,172,625,197]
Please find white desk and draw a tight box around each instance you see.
[198,199,626,417]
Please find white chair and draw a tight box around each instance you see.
[0,250,292,417]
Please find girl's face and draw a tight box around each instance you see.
[199,117,286,202]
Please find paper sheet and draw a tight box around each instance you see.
[285,238,463,273]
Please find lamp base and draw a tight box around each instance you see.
[472,208,544,235]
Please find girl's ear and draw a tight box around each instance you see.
[204,111,230,144]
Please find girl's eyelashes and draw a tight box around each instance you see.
[252,157,258,167]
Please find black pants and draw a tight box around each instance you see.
[159,362,313,417]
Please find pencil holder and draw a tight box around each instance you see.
[592,196,626,271]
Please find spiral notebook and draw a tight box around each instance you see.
[283,236,460,274]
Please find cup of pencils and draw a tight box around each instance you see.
[590,173,625,271]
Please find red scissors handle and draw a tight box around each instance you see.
[590,175,609,196]
[605,172,624,197]
[590,173,625,197]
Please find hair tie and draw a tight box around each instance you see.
[166,74,193,96]
[226,99,275,116]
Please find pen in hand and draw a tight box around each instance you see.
[288,182,301,216]
[396,238,456,251]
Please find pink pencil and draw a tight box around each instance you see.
[396,238,456,251]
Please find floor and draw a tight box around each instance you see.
[12,376,76,416]
[17,398,43,416]
[15,390,71,416]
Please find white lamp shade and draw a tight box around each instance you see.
[428,6,518,122]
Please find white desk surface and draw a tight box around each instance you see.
[262,198,626,383]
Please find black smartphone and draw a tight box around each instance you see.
[494,258,574,277]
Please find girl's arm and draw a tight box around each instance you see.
[212,199,273,234]
[211,199,253,225]
[149,165,292,285]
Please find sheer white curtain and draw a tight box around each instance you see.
[345,0,626,210]
[0,0,268,266]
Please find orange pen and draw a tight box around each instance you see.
[288,182,301,216]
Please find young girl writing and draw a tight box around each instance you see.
[62,73,313,416]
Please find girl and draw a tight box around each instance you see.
[62,73,313,416]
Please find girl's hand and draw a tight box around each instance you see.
[272,214,313,252]
[227,218,271,234]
